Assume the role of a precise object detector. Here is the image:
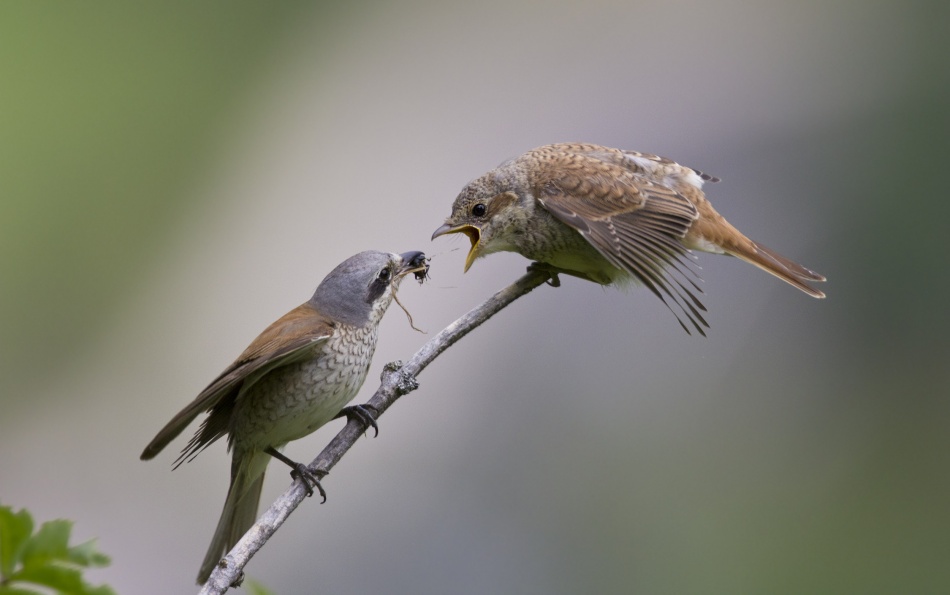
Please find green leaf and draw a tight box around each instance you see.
[20,520,71,569]
[14,564,84,592]
[0,505,33,578]
[0,586,45,595]
[0,506,116,595]
[12,563,117,595]
[66,539,111,568]
[245,578,277,595]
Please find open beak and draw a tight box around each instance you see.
[431,223,481,272]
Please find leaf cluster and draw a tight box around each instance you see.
[0,504,115,595]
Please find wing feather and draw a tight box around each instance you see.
[532,148,709,334]
[140,303,334,463]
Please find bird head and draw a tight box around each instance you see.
[431,182,522,272]
[311,250,428,326]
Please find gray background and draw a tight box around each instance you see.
[2,2,948,593]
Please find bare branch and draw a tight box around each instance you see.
[198,268,552,594]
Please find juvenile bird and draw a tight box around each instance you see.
[432,143,825,335]
[141,250,428,583]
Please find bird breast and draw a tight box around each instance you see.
[509,203,623,284]
[229,324,379,450]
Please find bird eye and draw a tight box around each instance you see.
[377,267,391,282]
[471,203,487,217]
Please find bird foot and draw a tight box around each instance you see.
[265,447,328,502]
[336,403,379,437]
[290,464,327,502]
[527,262,562,287]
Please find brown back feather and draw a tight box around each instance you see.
[140,303,334,462]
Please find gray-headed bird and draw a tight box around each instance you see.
[141,250,428,583]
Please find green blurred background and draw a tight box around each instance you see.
[2,2,948,593]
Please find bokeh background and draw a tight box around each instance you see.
[2,2,948,593]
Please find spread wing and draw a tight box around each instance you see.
[140,302,334,463]
[529,147,709,335]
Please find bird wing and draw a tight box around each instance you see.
[140,302,334,462]
[530,148,710,335]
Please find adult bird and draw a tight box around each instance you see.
[141,250,428,583]
[432,143,824,335]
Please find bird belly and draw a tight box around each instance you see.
[526,226,624,285]
[543,249,623,285]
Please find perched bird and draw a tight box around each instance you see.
[141,250,428,584]
[432,143,825,335]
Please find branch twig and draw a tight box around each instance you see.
[198,268,551,594]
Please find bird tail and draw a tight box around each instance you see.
[196,450,268,584]
[726,237,826,298]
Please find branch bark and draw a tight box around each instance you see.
[198,268,552,594]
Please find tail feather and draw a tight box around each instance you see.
[197,452,267,584]
[729,239,826,298]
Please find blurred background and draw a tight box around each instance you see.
[2,1,948,593]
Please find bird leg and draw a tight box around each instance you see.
[335,403,379,437]
[264,447,327,503]
[527,261,562,286]
[527,261,604,287]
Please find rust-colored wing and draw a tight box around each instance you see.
[528,146,709,335]
[140,302,335,463]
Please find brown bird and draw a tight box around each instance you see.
[141,250,428,584]
[432,143,825,335]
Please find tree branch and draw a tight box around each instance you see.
[198,268,552,594]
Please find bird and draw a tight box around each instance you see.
[140,250,428,584]
[432,143,825,335]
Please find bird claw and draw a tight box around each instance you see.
[336,403,379,437]
[527,262,562,287]
[265,446,328,502]
[290,463,327,503]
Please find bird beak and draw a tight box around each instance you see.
[397,251,429,278]
[431,223,481,272]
